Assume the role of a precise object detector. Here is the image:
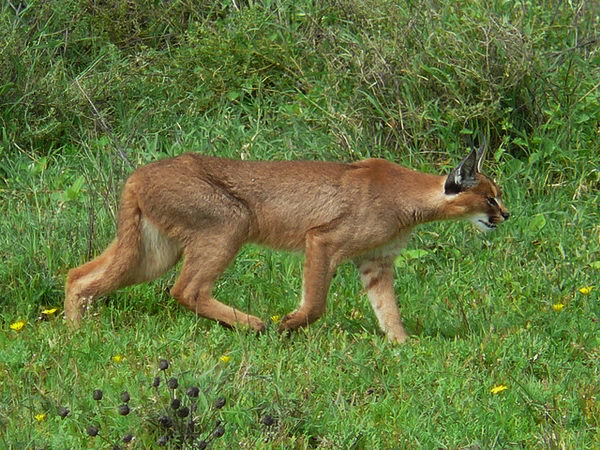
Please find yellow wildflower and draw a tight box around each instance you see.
[350,309,364,319]
[219,355,231,364]
[578,286,593,295]
[270,315,281,323]
[490,385,508,395]
[552,303,565,312]
[41,308,58,316]
[10,321,26,332]
[34,413,46,422]
[112,354,124,363]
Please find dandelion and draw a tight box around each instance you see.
[552,303,565,312]
[10,321,26,332]
[186,386,199,398]
[158,415,173,428]
[112,354,124,363]
[213,397,226,409]
[579,286,593,295]
[270,315,281,323]
[41,308,58,316]
[212,424,225,438]
[260,414,276,427]
[34,413,46,422]
[219,355,231,364]
[490,384,508,395]
[158,359,169,370]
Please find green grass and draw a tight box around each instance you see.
[1,0,599,448]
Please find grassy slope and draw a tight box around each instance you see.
[1,0,598,448]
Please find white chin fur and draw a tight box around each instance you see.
[469,214,495,232]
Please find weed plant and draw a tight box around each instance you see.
[44,358,231,448]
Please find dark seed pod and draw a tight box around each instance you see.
[158,359,169,371]
[186,386,199,398]
[177,406,190,418]
[120,391,130,403]
[122,434,134,443]
[152,376,161,388]
[58,406,70,419]
[157,435,169,446]
[158,415,173,428]
[170,398,181,410]
[260,414,276,427]
[212,424,225,438]
[118,404,130,416]
[86,425,99,437]
[92,389,103,401]
[213,397,226,409]
[167,377,178,390]
[196,440,208,450]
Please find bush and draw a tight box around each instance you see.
[0,0,597,165]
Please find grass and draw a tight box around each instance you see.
[1,0,599,448]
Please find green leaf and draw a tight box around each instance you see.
[513,137,527,147]
[395,249,430,267]
[528,152,541,164]
[62,175,85,202]
[30,157,48,174]
[528,214,546,233]
[227,90,242,101]
[403,249,430,259]
[590,261,600,269]
[493,146,506,162]
[394,257,407,268]
[96,136,110,148]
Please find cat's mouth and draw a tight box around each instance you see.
[469,215,497,232]
[478,219,497,230]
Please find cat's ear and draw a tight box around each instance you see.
[444,138,486,195]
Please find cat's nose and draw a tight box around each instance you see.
[501,211,510,220]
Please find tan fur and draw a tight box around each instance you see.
[65,153,508,342]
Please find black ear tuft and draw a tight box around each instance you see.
[444,147,479,195]
[475,135,487,172]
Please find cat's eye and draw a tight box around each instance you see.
[487,197,498,207]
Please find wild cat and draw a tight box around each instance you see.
[65,143,508,343]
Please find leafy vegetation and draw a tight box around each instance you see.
[1,0,598,447]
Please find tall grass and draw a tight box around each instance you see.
[1,0,597,160]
